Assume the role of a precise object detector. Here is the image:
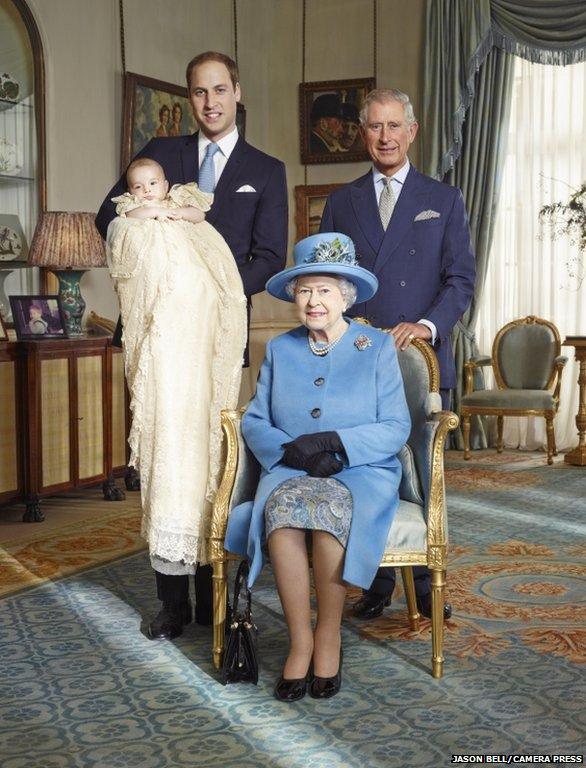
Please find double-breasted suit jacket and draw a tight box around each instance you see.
[95,133,288,353]
[320,166,475,389]
[224,321,411,590]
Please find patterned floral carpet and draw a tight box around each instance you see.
[1,451,585,767]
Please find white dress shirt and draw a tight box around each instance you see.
[371,159,437,344]
[198,126,239,187]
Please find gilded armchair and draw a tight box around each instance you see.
[461,316,567,465]
[208,336,458,679]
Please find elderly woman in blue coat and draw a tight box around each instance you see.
[225,232,411,701]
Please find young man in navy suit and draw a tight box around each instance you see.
[320,88,475,621]
[96,52,288,640]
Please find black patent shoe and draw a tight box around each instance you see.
[352,593,391,620]
[416,593,452,621]
[147,601,192,640]
[309,649,343,699]
[274,671,311,702]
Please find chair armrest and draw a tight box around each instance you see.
[426,410,459,568]
[208,408,260,562]
[464,356,492,395]
[552,356,568,403]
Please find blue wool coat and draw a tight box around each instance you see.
[224,320,411,589]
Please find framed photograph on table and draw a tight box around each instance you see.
[121,71,246,170]
[295,184,343,240]
[9,295,69,340]
[299,78,375,165]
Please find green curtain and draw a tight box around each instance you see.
[422,0,586,183]
[422,0,586,446]
[445,47,515,447]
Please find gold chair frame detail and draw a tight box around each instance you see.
[208,337,458,678]
[461,316,566,465]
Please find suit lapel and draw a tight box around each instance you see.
[350,172,385,256]
[179,133,199,183]
[373,166,427,271]
[207,136,247,223]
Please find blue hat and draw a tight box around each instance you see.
[266,232,378,303]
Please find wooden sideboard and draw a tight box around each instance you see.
[0,336,129,521]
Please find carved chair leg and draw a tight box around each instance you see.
[462,414,471,460]
[545,415,556,465]
[212,557,228,670]
[430,569,446,679]
[497,416,504,454]
[401,567,420,632]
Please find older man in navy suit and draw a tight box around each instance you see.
[320,88,475,621]
[96,52,288,641]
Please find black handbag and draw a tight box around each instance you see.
[221,559,259,685]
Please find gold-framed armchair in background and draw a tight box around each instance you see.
[207,337,458,678]
[461,316,567,465]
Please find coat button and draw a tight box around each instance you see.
[409,249,416,255]
[400,280,406,287]
[399,314,406,320]
[310,408,321,418]
[314,377,325,386]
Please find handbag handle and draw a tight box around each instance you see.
[232,559,252,621]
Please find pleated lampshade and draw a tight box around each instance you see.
[28,212,106,268]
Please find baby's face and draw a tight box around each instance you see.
[29,307,42,320]
[127,165,169,201]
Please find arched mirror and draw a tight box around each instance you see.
[0,0,45,322]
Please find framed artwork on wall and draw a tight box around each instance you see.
[295,183,343,240]
[299,78,375,165]
[121,71,246,170]
[9,294,68,340]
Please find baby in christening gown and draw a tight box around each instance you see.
[106,158,247,574]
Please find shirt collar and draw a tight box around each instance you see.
[372,158,410,187]
[198,126,239,159]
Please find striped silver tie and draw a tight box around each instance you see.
[379,177,396,230]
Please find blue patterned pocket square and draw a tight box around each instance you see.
[414,209,441,222]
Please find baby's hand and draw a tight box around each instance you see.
[173,207,206,224]
[126,206,168,220]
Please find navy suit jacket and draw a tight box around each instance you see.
[320,166,475,389]
[95,132,288,299]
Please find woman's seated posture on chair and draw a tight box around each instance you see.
[225,233,411,701]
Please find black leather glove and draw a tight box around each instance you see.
[305,451,343,477]
[282,431,344,468]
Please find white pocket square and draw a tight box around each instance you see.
[414,209,441,222]
[235,184,256,192]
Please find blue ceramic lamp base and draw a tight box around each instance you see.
[53,269,88,337]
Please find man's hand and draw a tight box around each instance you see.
[390,321,431,351]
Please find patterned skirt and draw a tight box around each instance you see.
[264,476,353,548]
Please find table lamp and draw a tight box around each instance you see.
[28,212,106,336]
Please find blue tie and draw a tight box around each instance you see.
[199,142,220,193]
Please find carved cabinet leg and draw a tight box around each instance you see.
[102,474,125,501]
[23,495,44,523]
[125,467,141,492]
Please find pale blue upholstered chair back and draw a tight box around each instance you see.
[497,322,558,390]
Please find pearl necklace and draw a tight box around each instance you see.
[307,331,344,356]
